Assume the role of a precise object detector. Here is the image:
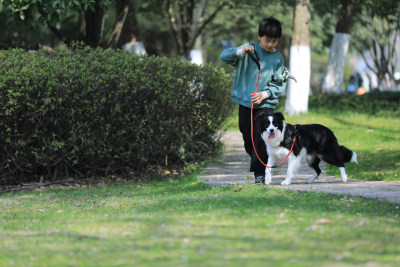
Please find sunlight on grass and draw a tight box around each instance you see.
[1,179,399,266]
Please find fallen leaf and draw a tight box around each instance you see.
[314,218,331,225]
[234,185,243,192]
[359,219,367,226]
[306,218,332,231]
[305,225,317,231]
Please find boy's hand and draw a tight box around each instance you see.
[251,91,268,105]
[244,45,255,54]
[236,45,255,56]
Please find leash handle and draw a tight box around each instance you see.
[247,50,260,70]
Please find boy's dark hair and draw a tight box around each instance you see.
[258,17,282,38]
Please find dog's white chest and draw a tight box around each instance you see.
[268,146,290,159]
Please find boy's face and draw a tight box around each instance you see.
[258,35,279,52]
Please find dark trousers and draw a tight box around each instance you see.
[238,105,273,175]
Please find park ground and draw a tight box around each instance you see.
[1,106,400,266]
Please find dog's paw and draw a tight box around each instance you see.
[306,178,315,184]
[342,178,348,183]
[281,180,291,185]
[265,180,272,185]
[306,175,317,184]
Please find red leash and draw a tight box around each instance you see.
[248,52,296,168]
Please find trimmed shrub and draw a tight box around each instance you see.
[308,92,400,116]
[0,47,234,184]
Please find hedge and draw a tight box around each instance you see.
[308,91,400,117]
[0,46,234,184]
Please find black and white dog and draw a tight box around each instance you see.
[255,111,358,185]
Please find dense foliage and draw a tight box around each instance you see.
[308,91,400,116]
[0,47,234,184]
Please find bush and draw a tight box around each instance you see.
[0,47,234,184]
[308,92,400,116]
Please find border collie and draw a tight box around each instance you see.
[255,111,358,185]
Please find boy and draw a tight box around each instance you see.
[220,17,290,184]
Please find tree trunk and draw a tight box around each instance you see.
[117,1,140,47]
[84,2,106,48]
[167,0,228,59]
[321,33,351,93]
[322,0,357,94]
[78,10,86,41]
[167,0,185,56]
[106,0,131,49]
[285,0,311,115]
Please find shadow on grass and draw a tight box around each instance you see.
[38,178,398,218]
[331,116,400,136]
[330,149,400,181]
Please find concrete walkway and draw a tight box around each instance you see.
[198,131,400,204]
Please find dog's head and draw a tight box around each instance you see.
[255,111,285,142]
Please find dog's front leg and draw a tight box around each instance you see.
[339,167,348,183]
[265,155,275,185]
[281,155,301,185]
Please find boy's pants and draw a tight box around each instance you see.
[238,105,273,176]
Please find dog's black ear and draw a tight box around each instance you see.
[275,112,285,121]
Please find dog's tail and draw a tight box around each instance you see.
[340,146,358,164]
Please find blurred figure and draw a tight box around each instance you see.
[122,37,146,55]
[361,72,370,92]
[356,72,370,95]
[345,72,361,93]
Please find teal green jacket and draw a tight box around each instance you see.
[220,42,288,109]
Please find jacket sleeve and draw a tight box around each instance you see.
[220,44,248,66]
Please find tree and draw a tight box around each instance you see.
[81,1,108,47]
[321,0,360,94]
[166,0,232,59]
[351,0,400,89]
[117,0,141,47]
[0,0,130,48]
[285,0,311,115]
[320,0,399,93]
[106,0,131,49]
[351,3,400,90]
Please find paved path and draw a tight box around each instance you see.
[198,131,400,204]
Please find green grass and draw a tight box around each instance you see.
[1,176,400,266]
[224,93,400,181]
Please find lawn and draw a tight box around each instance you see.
[1,93,400,266]
[1,175,399,266]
